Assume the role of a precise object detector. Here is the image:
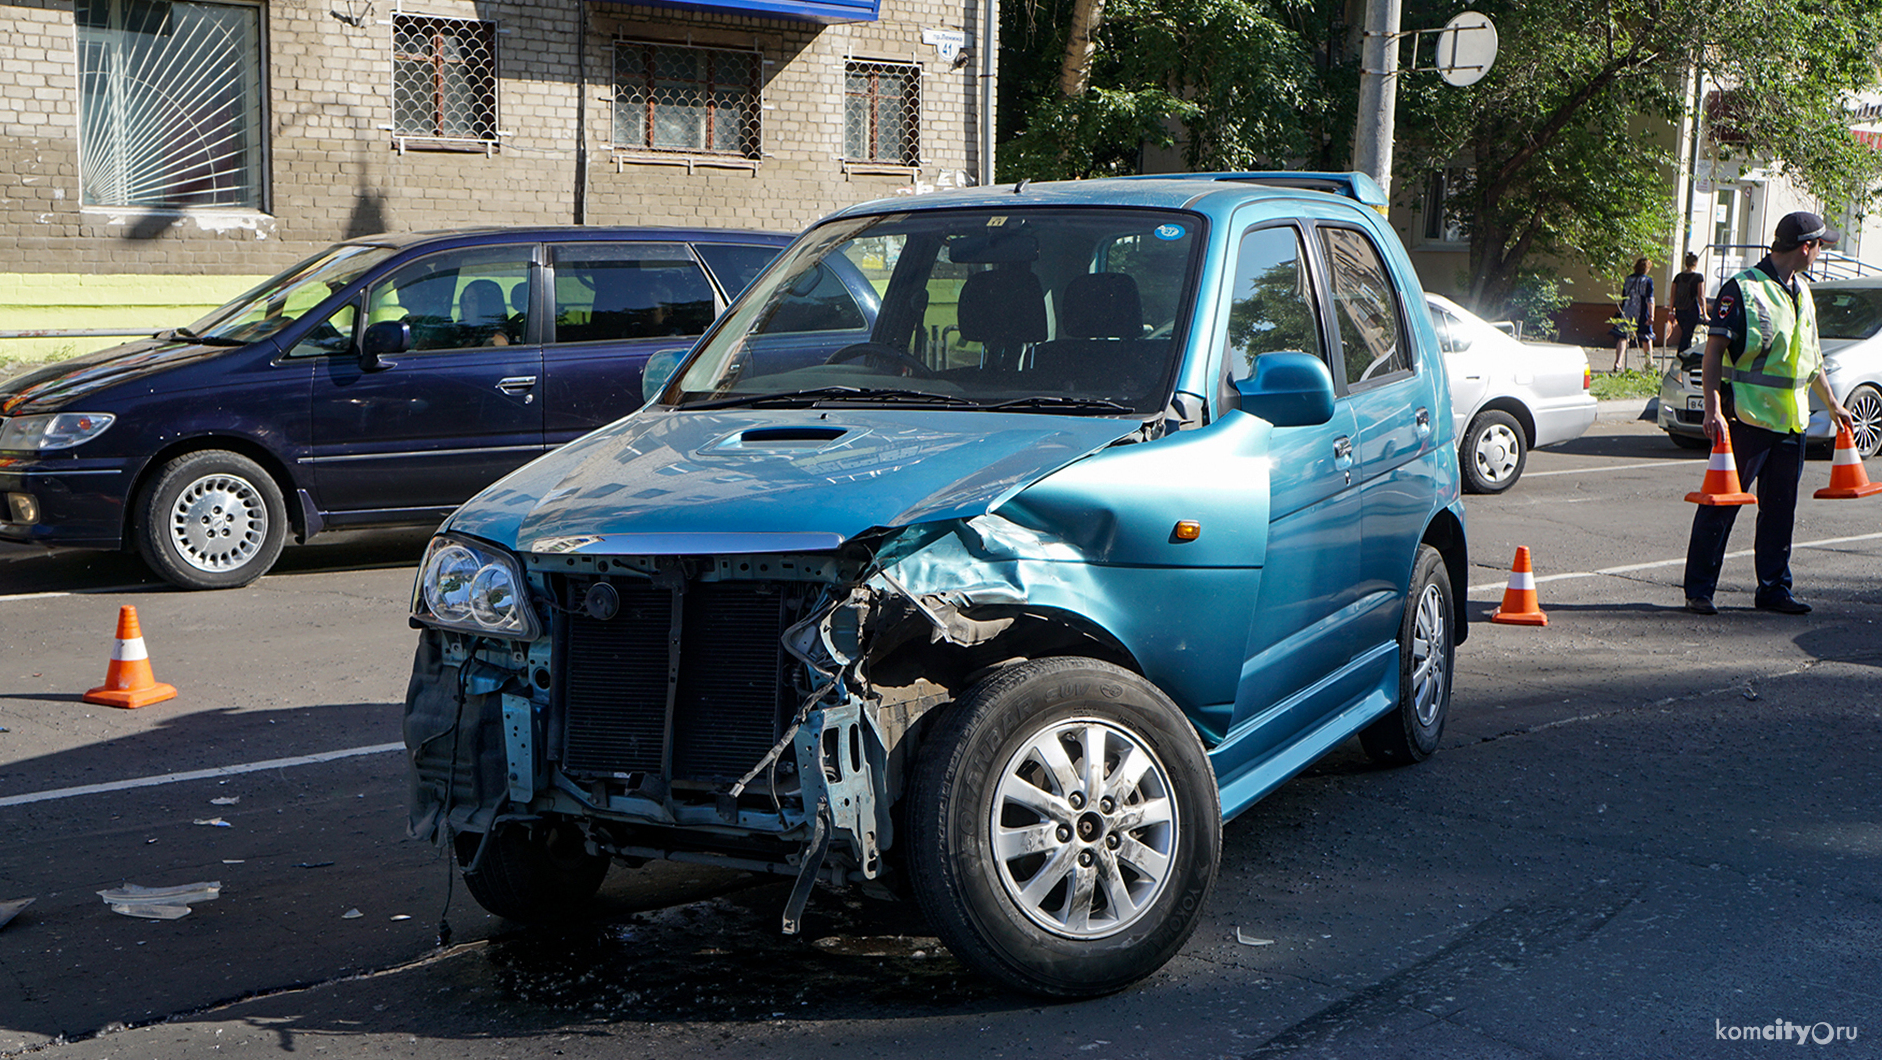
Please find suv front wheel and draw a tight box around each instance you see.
[906,658,1220,998]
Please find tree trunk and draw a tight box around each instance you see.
[1058,0,1106,97]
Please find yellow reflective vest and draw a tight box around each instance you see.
[1726,266,1821,434]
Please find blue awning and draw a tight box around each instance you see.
[587,0,879,24]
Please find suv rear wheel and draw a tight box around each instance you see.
[906,658,1219,998]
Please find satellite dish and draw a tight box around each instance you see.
[1437,11,1497,87]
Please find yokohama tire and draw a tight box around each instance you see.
[133,449,287,590]
[906,658,1220,998]
[1360,543,1455,765]
[458,821,610,923]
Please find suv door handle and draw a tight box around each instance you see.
[1332,436,1353,464]
[496,375,538,394]
[1416,406,1431,436]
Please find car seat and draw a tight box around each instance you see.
[956,265,1047,370]
[1031,272,1151,392]
[459,279,513,346]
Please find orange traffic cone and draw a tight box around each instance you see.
[1814,424,1882,499]
[1490,546,1548,626]
[82,605,177,709]
[1685,430,1757,506]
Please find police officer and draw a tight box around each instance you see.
[1684,211,1856,615]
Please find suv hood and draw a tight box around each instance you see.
[0,337,233,414]
[445,409,1143,554]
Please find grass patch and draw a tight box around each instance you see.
[1590,368,1662,401]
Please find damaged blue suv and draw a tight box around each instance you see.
[404,173,1468,998]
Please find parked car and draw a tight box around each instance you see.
[1424,293,1596,493]
[402,172,1470,998]
[1656,274,1882,457]
[0,226,798,589]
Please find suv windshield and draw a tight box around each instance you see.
[664,207,1203,415]
[182,243,400,344]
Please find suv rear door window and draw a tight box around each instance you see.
[1319,226,1408,388]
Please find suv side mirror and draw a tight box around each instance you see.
[641,347,691,403]
[360,320,411,371]
[1234,351,1336,427]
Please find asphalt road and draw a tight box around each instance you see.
[1,401,1877,1059]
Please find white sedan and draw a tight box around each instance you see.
[1426,293,1598,493]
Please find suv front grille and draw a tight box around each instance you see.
[556,575,797,784]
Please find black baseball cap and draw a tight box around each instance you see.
[1773,211,1841,250]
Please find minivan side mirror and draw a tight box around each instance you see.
[360,320,411,371]
[1234,351,1336,427]
[641,346,691,402]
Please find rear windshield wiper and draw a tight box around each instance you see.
[157,326,247,347]
[976,395,1135,413]
[688,386,980,409]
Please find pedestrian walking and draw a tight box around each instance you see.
[1669,251,1708,357]
[1683,212,1855,615]
[1614,257,1656,371]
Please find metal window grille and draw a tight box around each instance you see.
[844,61,919,166]
[612,41,761,158]
[393,14,498,142]
[76,0,265,209]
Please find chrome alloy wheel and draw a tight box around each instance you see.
[1471,420,1522,484]
[1847,386,1882,459]
[1409,580,1449,727]
[167,473,269,573]
[988,717,1178,939]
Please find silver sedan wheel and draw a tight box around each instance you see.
[1409,580,1449,727]
[167,473,269,573]
[1471,420,1522,484]
[989,717,1178,940]
[1847,385,1882,459]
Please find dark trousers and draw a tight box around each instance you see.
[1683,421,1806,603]
[1675,307,1701,353]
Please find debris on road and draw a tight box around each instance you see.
[209,796,240,806]
[341,908,362,919]
[1235,928,1274,946]
[98,881,221,920]
[192,818,231,827]
[0,897,33,930]
[295,862,334,869]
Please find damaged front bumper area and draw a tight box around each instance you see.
[406,536,1013,931]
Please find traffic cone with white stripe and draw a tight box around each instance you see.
[82,605,177,708]
[1490,546,1549,626]
[1685,430,1757,506]
[1813,424,1882,499]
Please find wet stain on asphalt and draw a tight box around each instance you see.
[483,883,1003,1021]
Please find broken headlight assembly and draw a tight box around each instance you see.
[410,533,540,639]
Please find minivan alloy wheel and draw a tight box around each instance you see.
[135,449,287,590]
[169,473,268,573]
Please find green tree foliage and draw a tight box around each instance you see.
[998,0,1356,180]
[1396,0,1882,312]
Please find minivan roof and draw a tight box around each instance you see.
[342,225,796,251]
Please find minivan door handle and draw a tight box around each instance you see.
[496,375,538,395]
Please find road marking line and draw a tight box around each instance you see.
[0,742,404,808]
[1523,460,1693,478]
[0,585,160,602]
[1468,531,1882,595]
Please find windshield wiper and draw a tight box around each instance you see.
[977,395,1134,413]
[689,386,980,410]
[157,326,246,347]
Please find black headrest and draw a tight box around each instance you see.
[957,268,1048,345]
[1062,273,1142,339]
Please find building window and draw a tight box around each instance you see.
[393,15,499,142]
[1422,168,1468,244]
[77,0,265,209]
[613,42,761,158]
[844,60,919,165]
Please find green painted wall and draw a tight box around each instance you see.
[0,274,267,365]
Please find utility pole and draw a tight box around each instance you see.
[1353,0,1403,196]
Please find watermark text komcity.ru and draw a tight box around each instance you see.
[1716,1019,1859,1044]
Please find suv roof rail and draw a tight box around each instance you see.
[1113,171,1389,209]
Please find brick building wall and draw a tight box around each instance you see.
[0,0,993,284]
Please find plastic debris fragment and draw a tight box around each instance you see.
[99,881,221,920]
[341,908,363,919]
[210,796,240,806]
[0,897,33,930]
[390,914,412,921]
[1235,928,1274,946]
[192,818,231,828]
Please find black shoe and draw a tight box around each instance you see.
[1685,596,1717,615]
[1756,596,1812,614]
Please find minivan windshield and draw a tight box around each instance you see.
[181,243,400,344]
[664,207,1203,415]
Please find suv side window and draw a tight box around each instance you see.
[551,243,717,344]
[367,247,531,352]
[1318,226,1409,387]
[1225,224,1325,383]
